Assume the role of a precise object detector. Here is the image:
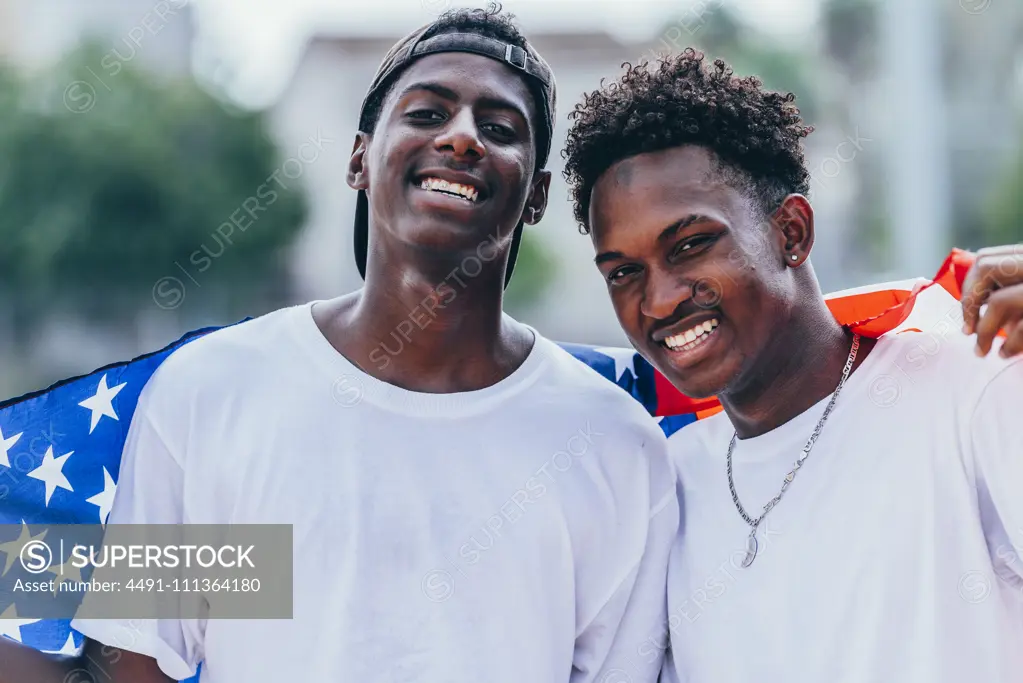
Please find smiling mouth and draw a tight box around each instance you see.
[416,176,480,203]
[659,318,719,353]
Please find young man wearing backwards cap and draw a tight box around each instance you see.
[562,48,1023,683]
[0,5,676,683]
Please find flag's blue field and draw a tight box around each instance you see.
[0,323,695,682]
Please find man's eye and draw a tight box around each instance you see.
[482,122,515,137]
[608,265,640,285]
[672,235,716,258]
[407,110,443,120]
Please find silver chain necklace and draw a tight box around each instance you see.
[727,334,860,568]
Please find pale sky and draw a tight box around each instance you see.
[191,0,821,109]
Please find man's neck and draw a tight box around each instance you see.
[313,265,533,394]
[720,303,877,440]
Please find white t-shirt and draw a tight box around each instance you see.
[660,331,1023,683]
[71,302,678,683]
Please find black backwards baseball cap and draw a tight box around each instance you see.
[353,19,557,288]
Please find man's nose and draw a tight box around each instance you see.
[435,108,487,160]
[640,270,692,321]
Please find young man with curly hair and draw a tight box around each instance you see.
[563,48,1023,683]
[0,7,677,683]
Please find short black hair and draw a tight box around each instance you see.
[360,2,541,161]
[562,48,814,233]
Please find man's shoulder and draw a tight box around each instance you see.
[164,303,301,364]
[532,336,677,508]
[536,335,664,430]
[870,330,1022,405]
[140,303,310,406]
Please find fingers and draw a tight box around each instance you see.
[974,285,1023,357]
[961,266,992,335]
[1000,319,1023,358]
[961,246,1023,334]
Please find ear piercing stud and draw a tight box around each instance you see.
[790,254,799,261]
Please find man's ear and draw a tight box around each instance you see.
[347,132,370,191]
[771,194,814,267]
[522,170,552,225]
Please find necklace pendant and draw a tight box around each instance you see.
[741,530,758,568]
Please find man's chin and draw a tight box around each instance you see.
[649,350,737,401]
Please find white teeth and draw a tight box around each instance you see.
[663,318,719,351]
[419,177,479,202]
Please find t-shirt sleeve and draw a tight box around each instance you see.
[967,356,1023,584]
[570,435,680,683]
[71,378,204,681]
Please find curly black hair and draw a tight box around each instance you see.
[562,48,814,233]
[360,3,541,158]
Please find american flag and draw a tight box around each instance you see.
[0,248,975,682]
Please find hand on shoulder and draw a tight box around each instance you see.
[960,245,1023,358]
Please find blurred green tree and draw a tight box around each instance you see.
[0,41,307,335]
[650,5,820,123]
[983,145,1023,246]
[504,229,556,315]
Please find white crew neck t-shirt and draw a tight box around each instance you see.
[661,331,1023,683]
[72,302,678,683]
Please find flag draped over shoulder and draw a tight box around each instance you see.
[0,248,977,682]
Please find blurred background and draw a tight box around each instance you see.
[1,0,1021,400]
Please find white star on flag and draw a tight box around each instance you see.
[0,605,39,643]
[86,467,117,524]
[0,427,22,468]
[78,374,126,434]
[594,347,637,382]
[0,521,47,577]
[50,556,85,596]
[27,446,75,506]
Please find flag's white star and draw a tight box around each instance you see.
[594,347,637,382]
[50,557,85,596]
[27,446,75,506]
[0,521,47,576]
[0,605,39,643]
[86,467,117,524]
[78,374,127,434]
[43,632,81,656]
[0,427,22,468]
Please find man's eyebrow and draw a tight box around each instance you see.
[397,82,459,102]
[593,214,718,265]
[658,214,717,242]
[396,82,529,120]
[594,251,625,266]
